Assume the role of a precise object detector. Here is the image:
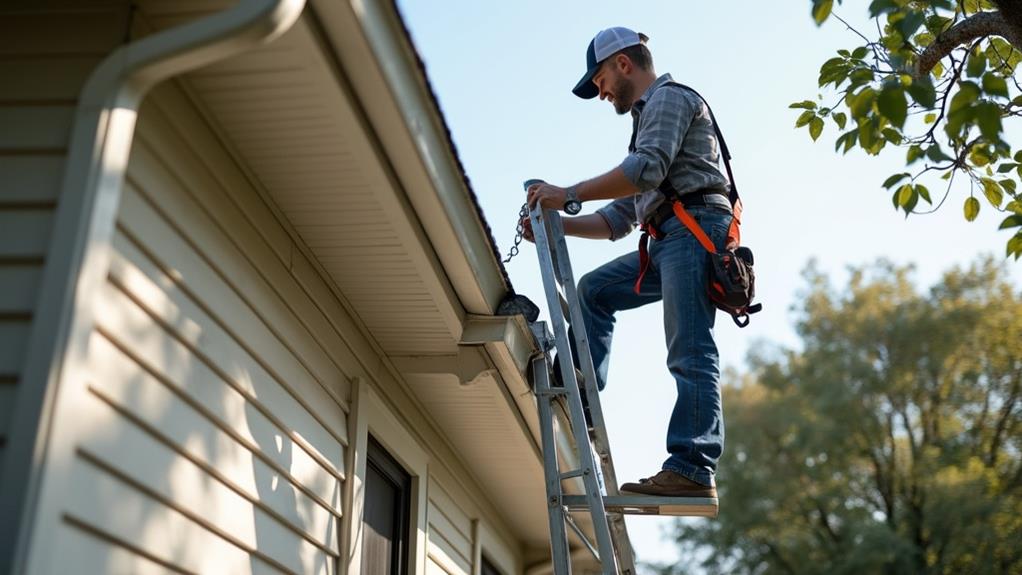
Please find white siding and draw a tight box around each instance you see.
[427,478,475,575]
[33,80,361,573]
[0,0,129,476]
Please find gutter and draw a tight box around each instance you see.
[0,1,305,572]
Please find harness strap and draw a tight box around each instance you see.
[634,230,652,295]
[672,202,717,254]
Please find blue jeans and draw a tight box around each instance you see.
[576,206,731,486]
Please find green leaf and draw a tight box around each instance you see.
[964,197,980,221]
[812,0,834,25]
[795,110,816,128]
[850,87,877,118]
[982,178,1004,207]
[970,146,992,167]
[916,184,932,204]
[869,0,898,16]
[999,214,1022,229]
[790,100,818,110]
[907,145,925,164]
[967,50,988,78]
[848,68,876,89]
[1008,233,1022,260]
[924,113,938,124]
[858,117,881,153]
[906,78,937,108]
[982,73,1009,98]
[835,129,858,154]
[986,38,1022,73]
[852,46,870,60]
[1006,200,1022,214]
[997,162,1019,173]
[882,173,911,189]
[974,101,1003,141]
[896,11,926,40]
[1000,179,1017,194]
[899,184,915,207]
[878,85,908,128]
[927,145,953,162]
[832,111,848,129]
[809,117,825,141]
[949,81,981,115]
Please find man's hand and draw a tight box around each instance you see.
[527,182,568,211]
[519,214,534,243]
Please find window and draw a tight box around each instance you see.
[361,437,411,575]
[481,555,504,575]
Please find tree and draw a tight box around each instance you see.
[660,258,1022,574]
[794,1,1022,260]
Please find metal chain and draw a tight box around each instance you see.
[503,202,530,264]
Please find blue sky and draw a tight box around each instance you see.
[397,0,1021,569]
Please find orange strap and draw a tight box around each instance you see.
[672,202,717,254]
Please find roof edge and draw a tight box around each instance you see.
[339,0,513,314]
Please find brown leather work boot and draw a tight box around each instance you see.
[620,470,717,498]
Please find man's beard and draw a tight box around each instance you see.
[612,76,635,115]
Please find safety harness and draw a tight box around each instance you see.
[632,82,762,327]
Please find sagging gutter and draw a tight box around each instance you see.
[0,1,305,572]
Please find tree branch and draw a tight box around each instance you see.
[915,11,1022,77]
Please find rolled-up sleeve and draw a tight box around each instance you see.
[595,197,637,241]
[621,87,697,192]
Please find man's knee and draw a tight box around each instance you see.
[577,270,599,305]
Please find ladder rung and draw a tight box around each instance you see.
[562,495,719,518]
[559,468,586,481]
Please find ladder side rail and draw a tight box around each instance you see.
[531,207,620,575]
[532,354,573,575]
[547,213,638,575]
[548,213,618,490]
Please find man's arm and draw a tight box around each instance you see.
[573,166,639,202]
[562,213,613,239]
[521,212,611,241]
[526,165,638,211]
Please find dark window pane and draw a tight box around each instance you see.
[361,438,411,575]
[481,555,503,575]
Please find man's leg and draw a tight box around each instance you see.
[575,251,661,391]
[654,210,731,487]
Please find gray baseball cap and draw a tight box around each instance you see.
[572,27,644,99]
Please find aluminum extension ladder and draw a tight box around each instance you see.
[526,199,718,575]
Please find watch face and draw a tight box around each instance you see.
[564,200,582,215]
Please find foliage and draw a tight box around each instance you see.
[659,257,1022,574]
[794,1,1022,259]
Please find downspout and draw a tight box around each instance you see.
[0,0,305,572]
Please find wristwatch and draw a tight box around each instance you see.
[563,185,582,215]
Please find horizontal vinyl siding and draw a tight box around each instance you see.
[427,478,474,575]
[38,79,368,573]
[0,1,129,476]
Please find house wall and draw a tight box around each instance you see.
[0,0,130,490]
[13,67,522,574]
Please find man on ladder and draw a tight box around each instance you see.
[525,26,734,501]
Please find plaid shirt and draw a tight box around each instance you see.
[596,74,730,241]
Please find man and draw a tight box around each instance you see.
[525,27,733,499]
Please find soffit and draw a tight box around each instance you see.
[142,6,463,356]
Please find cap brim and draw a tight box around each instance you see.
[572,67,599,99]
